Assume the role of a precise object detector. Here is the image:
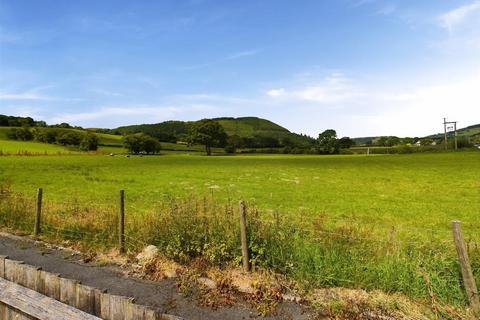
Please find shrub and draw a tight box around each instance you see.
[56,131,83,146]
[124,133,161,154]
[79,133,99,151]
[33,129,58,143]
[6,127,33,141]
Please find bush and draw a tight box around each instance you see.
[33,129,58,143]
[79,133,99,151]
[56,131,83,146]
[124,133,161,154]
[6,127,33,141]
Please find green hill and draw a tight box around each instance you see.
[114,117,314,148]
[353,123,480,146]
[427,123,480,141]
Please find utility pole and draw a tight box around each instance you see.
[443,118,458,151]
[454,121,458,151]
[443,118,448,150]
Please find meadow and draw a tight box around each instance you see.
[0,150,479,312]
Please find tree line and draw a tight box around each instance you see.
[6,127,99,151]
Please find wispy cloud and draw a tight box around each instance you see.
[376,4,396,16]
[0,86,81,102]
[351,0,377,8]
[265,73,357,103]
[179,49,260,70]
[438,1,480,33]
[48,102,222,127]
[90,89,124,97]
[226,49,259,60]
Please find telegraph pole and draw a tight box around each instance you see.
[443,118,458,151]
[443,118,448,150]
[454,121,458,151]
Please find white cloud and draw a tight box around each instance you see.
[0,91,52,101]
[47,102,223,127]
[266,88,285,97]
[438,1,480,33]
[265,73,357,103]
[49,106,181,126]
[264,71,480,137]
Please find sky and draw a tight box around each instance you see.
[0,0,479,137]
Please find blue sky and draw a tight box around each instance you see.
[0,0,479,137]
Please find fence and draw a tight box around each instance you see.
[0,256,182,320]
[1,187,479,315]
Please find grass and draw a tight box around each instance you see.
[0,150,479,312]
[0,152,478,231]
[0,139,79,154]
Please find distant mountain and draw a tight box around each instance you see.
[113,117,315,148]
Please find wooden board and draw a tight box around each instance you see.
[0,278,100,320]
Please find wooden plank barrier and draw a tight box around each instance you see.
[0,256,183,320]
[0,277,100,320]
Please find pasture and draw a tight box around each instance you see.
[0,151,479,309]
[0,152,478,231]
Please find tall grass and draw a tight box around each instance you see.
[0,186,476,309]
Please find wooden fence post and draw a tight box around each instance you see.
[119,190,125,254]
[239,201,250,272]
[451,220,480,314]
[34,188,43,237]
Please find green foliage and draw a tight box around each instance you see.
[420,138,433,146]
[79,133,99,151]
[114,117,315,150]
[0,115,35,127]
[402,137,414,144]
[187,119,227,155]
[317,129,338,154]
[337,136,354,149]
[0,188,477,308]
[6,127,34,141]
[56,131,83,146]
[116,120,189,142]
[377,136,401,147]
[33,128,58,143]
[123,133,161,154]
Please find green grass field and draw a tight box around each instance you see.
[1,152,478,231]
[0,147,479,311]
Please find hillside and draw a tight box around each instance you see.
[353,123,480,145]
[0,126,125,154]
[427,123,480,140]
[114,117,314,148]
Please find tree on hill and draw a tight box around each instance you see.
[79,133,99,151]
[317,129,338,154]
[33,128,58,144]
[56,131,83,146]
[6,127,33,141]
[124,133,161,154]
[187,119,227,156]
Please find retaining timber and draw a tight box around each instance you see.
[0,255,184,320]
